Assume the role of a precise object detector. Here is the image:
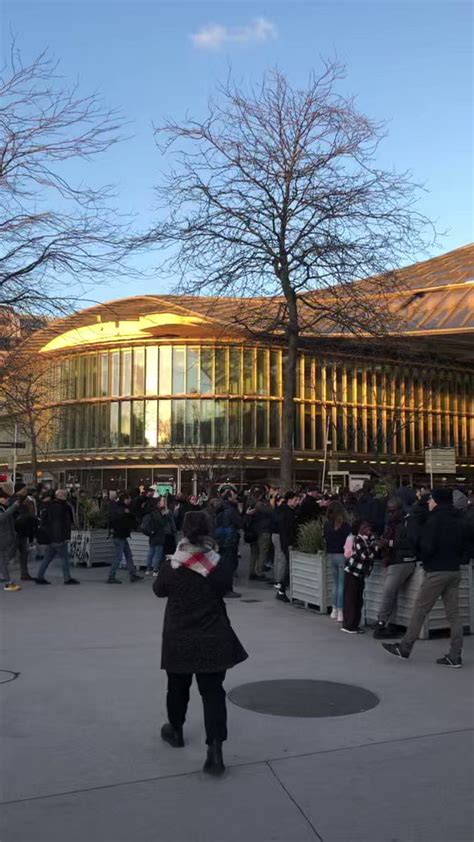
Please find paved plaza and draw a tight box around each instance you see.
[1,555,473,842]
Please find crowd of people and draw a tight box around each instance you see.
[1,474,473,774]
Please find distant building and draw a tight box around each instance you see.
[4,245,474,492]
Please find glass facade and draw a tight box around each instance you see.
[41,343,473,460]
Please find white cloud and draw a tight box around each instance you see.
[191,17,277,50]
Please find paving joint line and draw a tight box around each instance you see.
[1,725,472,808]
[266,761,324,841]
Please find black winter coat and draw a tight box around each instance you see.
[277,504,297,553]
[420,505,468,571]
[297,495,320,527]
[110,505,136,539]
[40,500,74,543]
[153,560,248,674]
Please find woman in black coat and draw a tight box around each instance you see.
[153,511,248,776]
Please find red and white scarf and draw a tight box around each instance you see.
[171,539,220,578]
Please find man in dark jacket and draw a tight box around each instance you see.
[107,494,143,584]
[274,491,299,602]
[214,489,242,598]
[383,488,467,667]
[296,486,321,527]
[36,490,80,585]
[245,491,273,581]
[373,497,418,638]
[355,481,386,536]
[142,499,166,576]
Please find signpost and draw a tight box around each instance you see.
[424,447,456,487]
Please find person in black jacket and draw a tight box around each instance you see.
[141,498,166,576]
[214,489,242,599]
[154,511,248,776]
[245,491,273,581]
[296,486,321,527]
[324,501,352,622]
[383,488,467,667]
[36,490,80,585]
[274,492,299,602]
[106,494,143,584]
[373,497,418,638]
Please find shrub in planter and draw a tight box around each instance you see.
[296,519,325,554]
[88,508,109,530]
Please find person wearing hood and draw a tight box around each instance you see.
[153,511,248,776]
[383,488,467,668]
[0,481,28,592]
[373,497,418,639]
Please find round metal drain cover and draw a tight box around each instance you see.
[228,679,379,718]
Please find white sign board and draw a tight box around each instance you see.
[349,474,371,492]
[424,447,456,475]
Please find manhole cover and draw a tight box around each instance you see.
[229,679,379,718]
[0,670,20,685]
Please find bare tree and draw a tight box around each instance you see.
[0,42,132,319]
[143,61,437,488]
[0,348,64,482]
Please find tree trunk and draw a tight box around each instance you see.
[281,290,299,491]
[30,435,38,485]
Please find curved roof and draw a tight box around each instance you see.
[32,244,473,361]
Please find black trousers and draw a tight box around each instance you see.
[343,572,365,630]
[166,671,228,744]
[17,535,31,578]
[218,541,239,592]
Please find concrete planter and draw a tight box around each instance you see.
[364,562,473,638]
[70,530,115,568]
[289,550,333,613]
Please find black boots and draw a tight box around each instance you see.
[160,723,184,748]
[203,740,225,776]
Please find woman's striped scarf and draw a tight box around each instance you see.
[171,539,220,578]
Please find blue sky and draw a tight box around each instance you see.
[3,0,473,302]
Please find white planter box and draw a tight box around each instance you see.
[128,532,149,569]
[289,550,333,613]
[364,562,473,639]
[70,530,115,568]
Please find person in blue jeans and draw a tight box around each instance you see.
[107,494,143,584]
[141,498,166,576]
[36,490,80,585]
[324,501,351,622]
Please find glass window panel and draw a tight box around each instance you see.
[121,350,132,395]
[100,353,109,397]
[158,400,171,444]
[215,348,228,394]
[98,403,109,448]
[256,349,268,395]
[325,365,334,402]
[132,400,144,446]
[187,348,199,394]
[256,401,268,447]
[111,352,120,396]
[69,406,77,449]
[200,400,213,445]
[171,399,185,444]
[294,405,303,450]
[229,400,241,446]
[304,357,313,401]
[185,399,200,444]
[243,349,254,393]
[346,369,354,403]
[304,404,312,450]
[110,402,119,447]
[269,350,280,398]
[336,367,343,403]
[356,370,364,404]
[145,346,158,395]
[144,400,157,447]
[133,348,145,395]
[172,347,185,394]
[270,402,280,448]
[229,348,241,395]
[88,355,98,397]
[243,402,254,446]
[215,399,227,446]
[159,346,172,395]
[200,348,213,394]
[120,401,131,446]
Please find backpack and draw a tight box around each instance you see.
[141,513,156,538]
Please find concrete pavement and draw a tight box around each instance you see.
[1,558,473,842]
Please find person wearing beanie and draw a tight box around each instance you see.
[0,484,28,592]
[383,486,468,668]
[153,510,248,777]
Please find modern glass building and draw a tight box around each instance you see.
[5,245,474,491]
